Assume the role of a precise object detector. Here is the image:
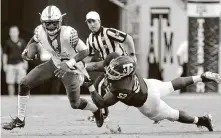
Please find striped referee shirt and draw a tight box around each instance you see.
[86,27,127,60]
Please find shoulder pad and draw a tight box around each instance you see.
[63,26,79,47]
[33,25,43,42]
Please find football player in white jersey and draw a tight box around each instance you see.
[2,5,104,130]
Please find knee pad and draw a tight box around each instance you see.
[70,98,88,109]
[167,109,179,121]
[78,98,88,110]
[19,78,30,96]
[70,101,80,109]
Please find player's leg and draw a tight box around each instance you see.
[145,71,221,97]
[169,72,216,91]
[137,88,213,131]
[16,62,27,93]
[156,100,213,131]
[163,71,221,96]
[61,72,104,127]
[2,60,55,130]
[6,64,16,96]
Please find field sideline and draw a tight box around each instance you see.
[1,94,221,138]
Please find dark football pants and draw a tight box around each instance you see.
[19,59,87,109]
[94,73,109,116]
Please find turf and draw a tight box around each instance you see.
[1,94,221,138]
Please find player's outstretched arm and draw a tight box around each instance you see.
[85,61,104,72]
[65,39,89,68]
[87,82,118,108]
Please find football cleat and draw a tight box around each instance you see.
[153,120,161,124]
[2,117,25,130]
[201,72,221,83]
[93,110,104,127]
[196,114,213,131]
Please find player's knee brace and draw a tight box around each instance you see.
[19,78,30,96]
[167,109,179,121]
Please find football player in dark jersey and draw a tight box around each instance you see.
[85,52,221,131]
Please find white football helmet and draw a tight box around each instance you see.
[40,5,66,36]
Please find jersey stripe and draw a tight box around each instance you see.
[97,32,107,58]
[95,34,105,59]
[100,29,110,55]
[48,6,52,19]
[87,27,127,60]
[102,28,114,53]
[46,30,61,53]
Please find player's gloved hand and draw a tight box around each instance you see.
[54,63,71,79]
[83,77,94,88]
[21,49,33,61]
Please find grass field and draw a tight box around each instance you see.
[1,94,221,138]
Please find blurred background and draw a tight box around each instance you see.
[1,0,221,96]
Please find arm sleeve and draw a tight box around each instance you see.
[33,25,41,43]
[69,28,80,50]
[75,39,88,53]
[106,28,127,43]
[90,90,118,108]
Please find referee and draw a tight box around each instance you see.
[84,11,137,122]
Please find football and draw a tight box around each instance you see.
[27,42,39,59]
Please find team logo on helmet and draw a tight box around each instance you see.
[105,56,136,80]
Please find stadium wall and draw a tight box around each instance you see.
[123,0,188,81]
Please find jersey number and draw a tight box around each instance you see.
[117,93,127,99]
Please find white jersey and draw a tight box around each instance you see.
[33,25,87,69]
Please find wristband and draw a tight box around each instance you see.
[88,85,95,92]
[66,58,76,68]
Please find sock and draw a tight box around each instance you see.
[83,102,98,112]
[178,110,195,124]
[193,116,199,124]
[18,95,29,121]
[171,77,194,90]
[192,76,202,83]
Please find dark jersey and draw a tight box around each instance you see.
[3,38,26,64]
[110,72,148,107]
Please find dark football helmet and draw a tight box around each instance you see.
[105,56,136,80]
